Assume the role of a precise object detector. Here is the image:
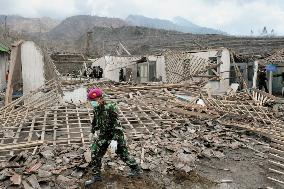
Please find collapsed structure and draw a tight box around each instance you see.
[0,41,284,188]
[0,42,9,92]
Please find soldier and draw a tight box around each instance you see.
[85,87,141,186]
[257,68,268,93]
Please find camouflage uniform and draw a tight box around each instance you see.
[90,101,139,176]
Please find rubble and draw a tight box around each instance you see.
[0,48,283,188]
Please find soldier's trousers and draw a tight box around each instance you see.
[90,129,138,175]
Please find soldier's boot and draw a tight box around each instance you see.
[128,166,142,178]
[84,175,102,187]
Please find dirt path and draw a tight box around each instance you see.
[81,147,283,189]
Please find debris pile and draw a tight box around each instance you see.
[0,144,90,188]
[0,117,269,188]
[0,76,283,187]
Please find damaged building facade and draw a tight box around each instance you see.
[0,42,9,91]
[5,41,59,105]
[91,48,233,93]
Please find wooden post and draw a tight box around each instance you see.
[253,61,258,89]
[269,70,273,94]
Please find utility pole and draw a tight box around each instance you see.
[85,31,93,57]
[38,18,42,44]
[4,15,7,39]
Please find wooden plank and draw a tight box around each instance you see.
[76,107,85,145]
[40,113,47,142]
[269,153,284,164]
[271,143,284,152]
[27,117,36,143]
[66,107,71,145]
[53,109,57,146]
[9,108,30,156]
[0,141,44,151]
[269,168,284,175]
[269,160,284,170]
[267,177,284,185]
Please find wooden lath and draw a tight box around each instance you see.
[204,98,284,134]
[165,51,221,84]
[0,84,192,161]
[0,79,62,129]
[268,136,284,185]
[250,88,277,106]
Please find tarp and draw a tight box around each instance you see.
[266,64,277,72]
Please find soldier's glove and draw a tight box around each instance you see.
[94,131,99,140]
[89,131,99,142]
[88,133,93,142]
[110,140,117,153]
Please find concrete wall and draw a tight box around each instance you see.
[153,55,166,82]
[21,41,45,95]
[190,48,231,92]
[0,54,8,91]
[92,55,166,83]
[272,66,284,94]
[92,56,140,82]
[91,57,107,70]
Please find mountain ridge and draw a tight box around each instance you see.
[126,14,225,35]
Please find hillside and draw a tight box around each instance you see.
[47,15,129,40]
[0,15,59,34]
[74,26,284,57]
[126,15,225,35]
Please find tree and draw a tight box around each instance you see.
[261,26,268,36]
[271,29,275,36]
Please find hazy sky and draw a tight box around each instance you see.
[1,0,284,35]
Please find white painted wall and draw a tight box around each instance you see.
[91,57,107,69]
[21,41,45,95]
[190,48,231,92]
[155,56,167,82]
[0,54,8,91]
[105,56,124,82]
[92,56,140,82]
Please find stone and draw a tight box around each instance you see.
[213,151,225,158]
[62,156,70,164]
[79,163,89,168]
[41,150,54,159]
[57,175,73,183]
[206,121,214,127]
[107,162,116,166]
[202,149,213,158]
[0,169,13,181]
[55,157,62,164]
[118,165,125,171]
[38,169,52,178]
[4,129,14,138]
[27,174,41,189]
[230,141,242,149]
[141,163,150,170]
[71,170,83,178]
[40,164,55,171]
[56,175,76,189]
[10,173,21,185]
[22,180,33,189]
[174,153,196,172]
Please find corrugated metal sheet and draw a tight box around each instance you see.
[0,42,10,53]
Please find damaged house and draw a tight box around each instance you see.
[258,49,284,95]
[5,41,59,105]
[91,48,233,94]
[90,55,166,83]
[0,42,10,92]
